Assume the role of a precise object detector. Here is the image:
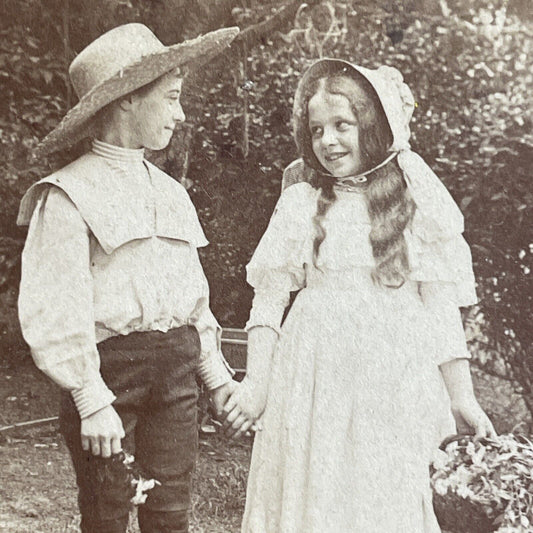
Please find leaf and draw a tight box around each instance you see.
[460,195,474,210]
[41,71,53,85]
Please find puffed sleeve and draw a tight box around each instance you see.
[400,149,478,308]
[418,281,472,365]
[281,158,314,191]
[246,182,315,334]
[18,187,116,418]
[407,212,477,365]
[188,249,234,390]
[407,228,478,308]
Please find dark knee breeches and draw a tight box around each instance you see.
[59,326,200,533]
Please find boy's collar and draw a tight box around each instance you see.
[92,139,145,164]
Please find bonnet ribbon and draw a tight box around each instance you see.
[397,149,464,242]
[334,149,465,244]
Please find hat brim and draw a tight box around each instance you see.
[36,26,239,156]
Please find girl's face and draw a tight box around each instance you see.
[308,88,363,177]
[130,73,185,150]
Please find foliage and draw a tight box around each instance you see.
[431,434,533,532]
[0,1,531,415]
[187,0,533,414]
[179,2,533,414]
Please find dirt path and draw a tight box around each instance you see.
[2,350,530,532]
[0,428,251,533]
[0,433,79,532]
[0,357,250,533]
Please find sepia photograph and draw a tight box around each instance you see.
[0,1,532,532]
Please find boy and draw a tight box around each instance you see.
[17,23,239,533]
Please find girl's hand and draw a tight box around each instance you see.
[221,378,268,439]
[451,397,497,440]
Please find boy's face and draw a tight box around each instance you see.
[130,73,185,150]
[308,88,362,178]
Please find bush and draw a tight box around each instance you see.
[0,1,531,418]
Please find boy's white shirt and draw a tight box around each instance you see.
[18,140,233,419]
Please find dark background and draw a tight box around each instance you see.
[1,0,532,419]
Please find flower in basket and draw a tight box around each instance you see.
[431,433,533,533]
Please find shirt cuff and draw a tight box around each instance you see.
[197,350,234,390]
[437,350,472,367]
[71,374,117,419]
[245,302,282,334]
[245,322,281,336]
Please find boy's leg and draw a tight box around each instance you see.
[135,400,197,533]
[136,327,201,533]
[59,394,137,533]
[59,326,200,533]
[59,338,151,533]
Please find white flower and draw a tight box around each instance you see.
[471,445,486,467]
[433,478,449,496]
[432,449,449,470]
[122,452,161,506]
[131,477,161,506]
[466,441,476,456]
[456,483,475,499]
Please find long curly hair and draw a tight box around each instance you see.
[293,62,415,287]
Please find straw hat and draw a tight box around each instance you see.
[37,23,239,155]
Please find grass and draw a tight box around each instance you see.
[0,429,251,533]
[1,347,531,532]
[0,354,251,533]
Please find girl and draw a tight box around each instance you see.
[223,59,495,532]
[17,23,238,533]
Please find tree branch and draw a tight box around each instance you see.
[470,359,515,384]
[233,0,317,48]
[63,0,72,109]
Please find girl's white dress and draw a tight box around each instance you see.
[241,182,478,533]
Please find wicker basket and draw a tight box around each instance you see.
[433,489,497,533]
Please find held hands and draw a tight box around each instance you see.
[215,326,277,439]
[451,396,497,440]
[209,379,238,418]
[220,377,268,439]
[81,404,125,457]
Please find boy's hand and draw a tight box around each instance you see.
[81,405,125,457]
[222,378,267,439]
[209,380,238,419]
